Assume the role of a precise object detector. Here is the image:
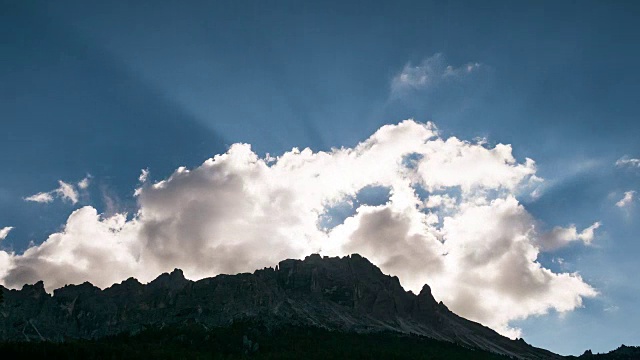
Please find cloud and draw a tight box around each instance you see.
[55,181,79,204]
[616,190,636,208]
[615,156,640,169]
[77,175,92,190]
[134,169,151,196]
[537,222,601,252]
[414,139,538,192]
[0,120,597,338]
[139,168,150,183]
[3,208,139,289]
[0,227,13,241]
[24,179,81,205]
[424,194,456,209]
[24,192,55,203]
[434,197,596,337]
[391,53,481,96]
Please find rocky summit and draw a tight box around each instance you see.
[0,254,560,359]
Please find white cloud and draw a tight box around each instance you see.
[616,191,636,208]
[0,227,13,241]
[139,168,150,183]
[537,222,601,252]
[415,139,538,192]
[615,156,640,169]
[135,169,151,196]
[391,53,482,96]
[435,197,596,337]
[24,179,81,205]
[24,192,55,203]
[424,194,456,209]
[77,175,92,190]
[55,180,79,204]
[0,120,597,339]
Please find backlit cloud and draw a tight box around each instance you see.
[0,120,598,338]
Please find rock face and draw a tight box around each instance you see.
[0,254,559,359]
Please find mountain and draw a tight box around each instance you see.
[568,345,640,359]
[0,254,614,359]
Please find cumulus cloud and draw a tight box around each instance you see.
[391,53,481,96]
[424,194,456,209]
[415,139,538,192]
[434,197,596,337]
[0,227,13,241]
[0,120,598,338]
[616,190,636,208]
[615,156,640,169]
[24,179,82,204]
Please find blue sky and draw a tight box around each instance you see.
[1,1,639,355]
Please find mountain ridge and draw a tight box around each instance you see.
[0,253,598,359]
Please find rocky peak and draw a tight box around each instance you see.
[416,284,438,312]
[148,268,188,291]
[19,280,48,299]
[275,254,395,292]
[271,254,433,321]
[53,282,100,299]
[103,277,144,297]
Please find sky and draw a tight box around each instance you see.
[1,0,639,355]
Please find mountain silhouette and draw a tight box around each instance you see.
[0,254,637,359]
